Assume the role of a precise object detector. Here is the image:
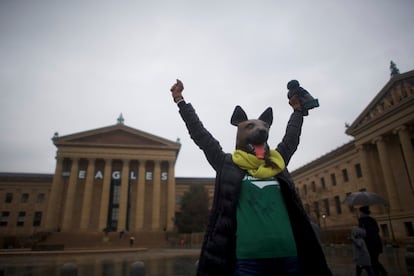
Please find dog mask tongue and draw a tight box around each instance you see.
[253,144,266,159]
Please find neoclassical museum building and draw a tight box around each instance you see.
[292,66,414,244]
[1,65,413,247]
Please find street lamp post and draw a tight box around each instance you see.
[322,214,327,244]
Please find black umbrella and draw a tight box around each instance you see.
[343,191,387,206]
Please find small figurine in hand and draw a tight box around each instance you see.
[287,79,319,116]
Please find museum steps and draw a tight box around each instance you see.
[35,231,169,250]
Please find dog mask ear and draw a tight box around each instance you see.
[258,107,273,126]
[231,105,248,126]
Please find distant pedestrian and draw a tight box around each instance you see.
[119,230,125,239]
[129,236,135,247]
[358,206,388,276]
[351,226,375,276]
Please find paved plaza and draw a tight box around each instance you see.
[0,245,412,275]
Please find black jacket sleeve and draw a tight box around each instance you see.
[276,110,304,165]
[178,102,227,172]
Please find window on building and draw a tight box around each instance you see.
[21,193,29,203]
[17,212,26,227]
[311,181,316,192]
[334,196,342,214]
[320,177,326,190]
[330,173,337,186]
[0,211,10,227]
[303,185,307,195]
[355,163,363,178]
[342,169,349,182]
[404,222,414,237]
[36,193,45,203]
[5,193,13,203]
[323,199,330,216]
[33,212,42,227]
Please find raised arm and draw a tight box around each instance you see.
[275,90,305,166]
[170,79,226,171]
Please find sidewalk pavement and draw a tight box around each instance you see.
[323,244,412,276]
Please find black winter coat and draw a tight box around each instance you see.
[178,102,332,276]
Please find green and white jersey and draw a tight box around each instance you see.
[236,175,297,259]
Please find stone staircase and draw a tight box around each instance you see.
[37,231,170,249]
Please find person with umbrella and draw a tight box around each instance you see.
[351,225,375,276]
[358,206,388,276]
[343,192,389,275]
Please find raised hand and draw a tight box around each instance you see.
[289,94,301,111]
[170,79,184,103]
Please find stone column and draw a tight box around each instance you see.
[151,161,161,230]
[98,159,112,230]
[62,158,79,230]
[45,157,64,230]
[118,159,130,231]
[395,126,414,195]
[374,137,401,210]
[79,158,95,230]
[167,160,176,231]
[135,160,146,230]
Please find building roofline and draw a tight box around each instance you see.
[0,172,53,178]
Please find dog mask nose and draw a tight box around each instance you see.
[258,128,268,138]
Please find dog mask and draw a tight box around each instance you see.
[231,105,273,160]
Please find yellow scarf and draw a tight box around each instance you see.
[232,149,286,178]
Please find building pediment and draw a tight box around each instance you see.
[346,69,414,137]
[53,123,180,151]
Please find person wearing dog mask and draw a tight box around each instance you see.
[170,79,332,276]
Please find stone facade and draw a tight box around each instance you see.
[0,173,52,236]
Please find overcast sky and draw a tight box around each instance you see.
[1,0,413,177]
